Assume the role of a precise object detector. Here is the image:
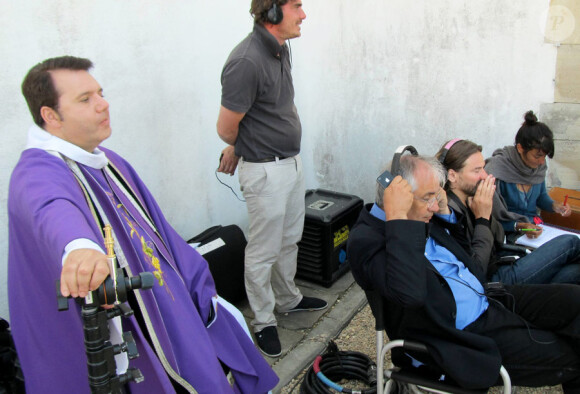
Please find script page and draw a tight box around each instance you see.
[515,224,580,249]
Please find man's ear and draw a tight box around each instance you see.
[40,106,61,128]
[516,143,524,155]
[447,169,458,184]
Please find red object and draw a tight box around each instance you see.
[313,355,322,373]
[533,216,544,225]
[564,195,569,206]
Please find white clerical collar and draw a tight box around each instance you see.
[25,124,108,169]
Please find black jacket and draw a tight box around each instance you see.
[445,191,509,278]
[347,204,501,389]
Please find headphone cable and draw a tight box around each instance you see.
[214,168,245,202]
[440,273,556,345]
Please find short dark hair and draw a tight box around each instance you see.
[515,110,555,159]
[21,56,93,127]
[436,139,482,190]
[250,0,289,24]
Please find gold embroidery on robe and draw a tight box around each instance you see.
[111,196,175,301]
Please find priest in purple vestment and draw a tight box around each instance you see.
[8,56,278,393]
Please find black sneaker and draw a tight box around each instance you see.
[286,296,328,313]
[255,326,281,358]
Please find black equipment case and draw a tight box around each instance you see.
[187,225,247,305]
[296,189,363,288]
[0,317,25,393]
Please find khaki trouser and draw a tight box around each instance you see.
[239,155,304,332]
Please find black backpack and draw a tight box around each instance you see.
[0,318,25,394]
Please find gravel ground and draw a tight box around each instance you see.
[280,304,563,393]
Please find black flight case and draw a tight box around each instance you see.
[296,189,364,287]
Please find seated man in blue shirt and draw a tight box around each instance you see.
[347,155,580,391]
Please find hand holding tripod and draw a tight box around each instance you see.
[56,225,154,394]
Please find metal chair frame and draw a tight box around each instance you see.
[366,290,512,394]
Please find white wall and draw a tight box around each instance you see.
[0,0,556,320]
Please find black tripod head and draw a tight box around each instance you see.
[56,269,155,393]
[56,269,154,311]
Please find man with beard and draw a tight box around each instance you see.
[436,139,580,285]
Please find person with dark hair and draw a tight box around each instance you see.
[21,55,94,128]
[348,154,580,391]
[437,139,580,285]
[485,110,571,234]
[250,0,290,24]
[217,0,327,358]
[9,56,278,393]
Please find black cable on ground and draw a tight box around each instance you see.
[300,341,377,393]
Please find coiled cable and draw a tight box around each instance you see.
[300,341,377,393]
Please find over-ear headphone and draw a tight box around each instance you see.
[267,1,283,24]
[377,145,419,188]
[438,138,462,165]
[390,145,419,176]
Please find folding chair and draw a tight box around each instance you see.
[365,290,512,394]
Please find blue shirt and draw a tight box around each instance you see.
[371,204,488,329]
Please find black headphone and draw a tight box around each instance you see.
[377,145,419,188]
[266,1,283,24]
[391,145,419,176]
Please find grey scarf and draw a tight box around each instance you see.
[491,192,530,225]
[484,145,547,185]
[485,146,539,225]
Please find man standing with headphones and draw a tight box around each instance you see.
[217,0,327,358]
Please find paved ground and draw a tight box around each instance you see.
[279,304,564,393]
[233,271,366,393]
[233,270,564,393]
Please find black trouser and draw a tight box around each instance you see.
[465,283,580,393]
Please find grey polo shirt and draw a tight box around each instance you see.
[220,23,301,161]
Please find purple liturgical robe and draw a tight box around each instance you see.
[8,144,278,393]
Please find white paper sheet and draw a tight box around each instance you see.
[515,224,580,249]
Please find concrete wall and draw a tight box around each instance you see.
[542,0,580,190]
[0,0,561,320]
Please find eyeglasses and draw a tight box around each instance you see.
[414,189,442,208]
